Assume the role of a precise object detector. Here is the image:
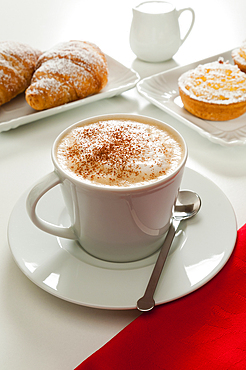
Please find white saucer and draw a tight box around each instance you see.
[8,168,237,310]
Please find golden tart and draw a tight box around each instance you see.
[232,45,246,73]
[178,59,246,121]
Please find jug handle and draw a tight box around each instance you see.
[177,8,195,46]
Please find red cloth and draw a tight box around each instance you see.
[76,224,246,370]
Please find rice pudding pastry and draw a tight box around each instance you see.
[232,44,246,73]
[178,59,246,121]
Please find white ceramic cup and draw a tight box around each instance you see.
[130,1,195,62]
[26,114,187,262]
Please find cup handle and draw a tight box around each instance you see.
[26,171,77,240]
[177,7,195,46]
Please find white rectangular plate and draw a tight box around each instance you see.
[0,55,140,132]
[137,50,246,146]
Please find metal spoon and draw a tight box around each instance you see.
[137,190,201,312]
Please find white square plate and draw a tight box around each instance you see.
[137,50,246,146]
[0,55,140,132]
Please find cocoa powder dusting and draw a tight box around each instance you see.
[56,120,183,187]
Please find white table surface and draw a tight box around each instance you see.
[1,0,246,368]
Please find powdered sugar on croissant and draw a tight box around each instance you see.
[25,40,108,110]
[0,41,41,106]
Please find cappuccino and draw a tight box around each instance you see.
[28,115,187,261]
[56,119,184,187]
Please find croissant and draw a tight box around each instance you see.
[25,40,109,111]
[0,41,41,106]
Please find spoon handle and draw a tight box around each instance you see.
[137,218,180,312]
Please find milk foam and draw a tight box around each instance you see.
[56,119,183,187]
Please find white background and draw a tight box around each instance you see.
[1,0,246,368]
